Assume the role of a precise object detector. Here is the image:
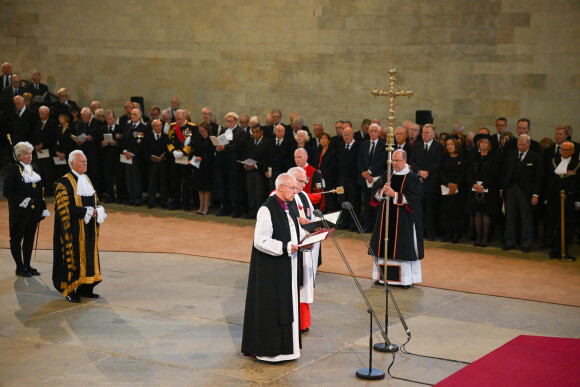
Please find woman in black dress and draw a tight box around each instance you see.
[3,142,48,277]
[54,112,76,180]
[313,132,337,211]
[192,122,215,214]
[440,137,466,243]
[465,134,501,247]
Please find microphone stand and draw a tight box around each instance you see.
[312,209,387,380]
[341,201,411,352]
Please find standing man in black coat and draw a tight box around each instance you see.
[214,112,246,217]
[266,124,294,192]
[24,71,50,106]
[101,110,125,203]
[243,118,270,219]
[10,95,35,144]
[76,107,104,194]
[143,119,169,209]
[122,108,146,206]
[357,123,387,232]
[337,126,361,231]
[31,105,57,195]
[501,134,543,253]
[543,142,579,259]
[410,123,443,240]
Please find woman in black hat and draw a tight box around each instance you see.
[54,111,76,179]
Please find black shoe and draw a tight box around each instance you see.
[451,236,460,244]
[441,236,451,242]
[502,244,514,251]
[521,247,530,253]
[15,268,32,277]
[232,211,242,218]
[243,214,254,220]
[216,210,231,217]
[25,267,40,276]
[401,285,411,289]
[66,293,81,303]
[474,241,480,247]
[300,328,310,333]
[77,292,100,299]
[373,280,384,286]
[124,201,133,206]
[349,226,358,232]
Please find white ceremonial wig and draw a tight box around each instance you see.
[14,141,34,158]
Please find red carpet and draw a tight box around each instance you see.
[436,335,580,387]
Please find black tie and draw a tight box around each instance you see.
[424,143,428,153]
[276,139,280,147]
[519,152,524,162]
[254,140,258,146]
[156,134,159,140]
[369,141,375,156]
[556,145,560,156]
[35,84,39,91]
[133,124,137,130]
[14,88,18,95]
[346,143,350,150]
[109,126,113,133]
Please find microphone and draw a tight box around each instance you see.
[313,209,323,218]
[342,201,353,210]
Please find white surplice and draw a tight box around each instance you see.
[253,205,306,362]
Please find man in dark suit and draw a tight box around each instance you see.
[504,118,540,153]
[1,73,23,111]
[490,117,507,151]
[357,123,387,232]
[24,71,50,105]
[262,108,291,139]
[51,88,80,120]
[31,105,57,195]
[122,108,147,206]
[1,62,12,89]
[501,134,543,253]
[214,112,246,217]
[266,124,294,192]
[143,119,169,208]
[337,126,361,231]
[10,95,35,144]
[354,118,371,143]
[117,101,134,128]
[76,107,104,193]
[243,120,270,219]
[394,126,413,159]
[200,106,220,136]
[542,142,579,259]
[409,123,443,240]
[101,110,125,203]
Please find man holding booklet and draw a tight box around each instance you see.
[242,173,328,362]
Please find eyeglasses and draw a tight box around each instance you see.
[282,184,298,192]
[392,159,404,162]
[296,179,307,185]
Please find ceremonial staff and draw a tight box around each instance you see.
[370,67,413,353]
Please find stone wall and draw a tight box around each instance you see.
[1,0,578,139]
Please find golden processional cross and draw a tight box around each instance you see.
[370,67,413,354]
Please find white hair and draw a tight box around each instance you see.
[14,141,33,158]
[287,166,306,178]
[68,150,85,167]
[275,173,294,190]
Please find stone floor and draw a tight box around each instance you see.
[1,248,579,386]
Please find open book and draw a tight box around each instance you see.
[237,158,257,166]
[301,211,341,232]
[298,228,334,247]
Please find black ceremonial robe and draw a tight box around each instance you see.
[369,170,424,261]
[241,195,301,357]
[52,173,102,297]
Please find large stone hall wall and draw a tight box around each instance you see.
[1,0,578,138]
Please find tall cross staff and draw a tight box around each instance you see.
[370,67,412,353]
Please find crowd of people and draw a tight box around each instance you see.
[1,61,577,258]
